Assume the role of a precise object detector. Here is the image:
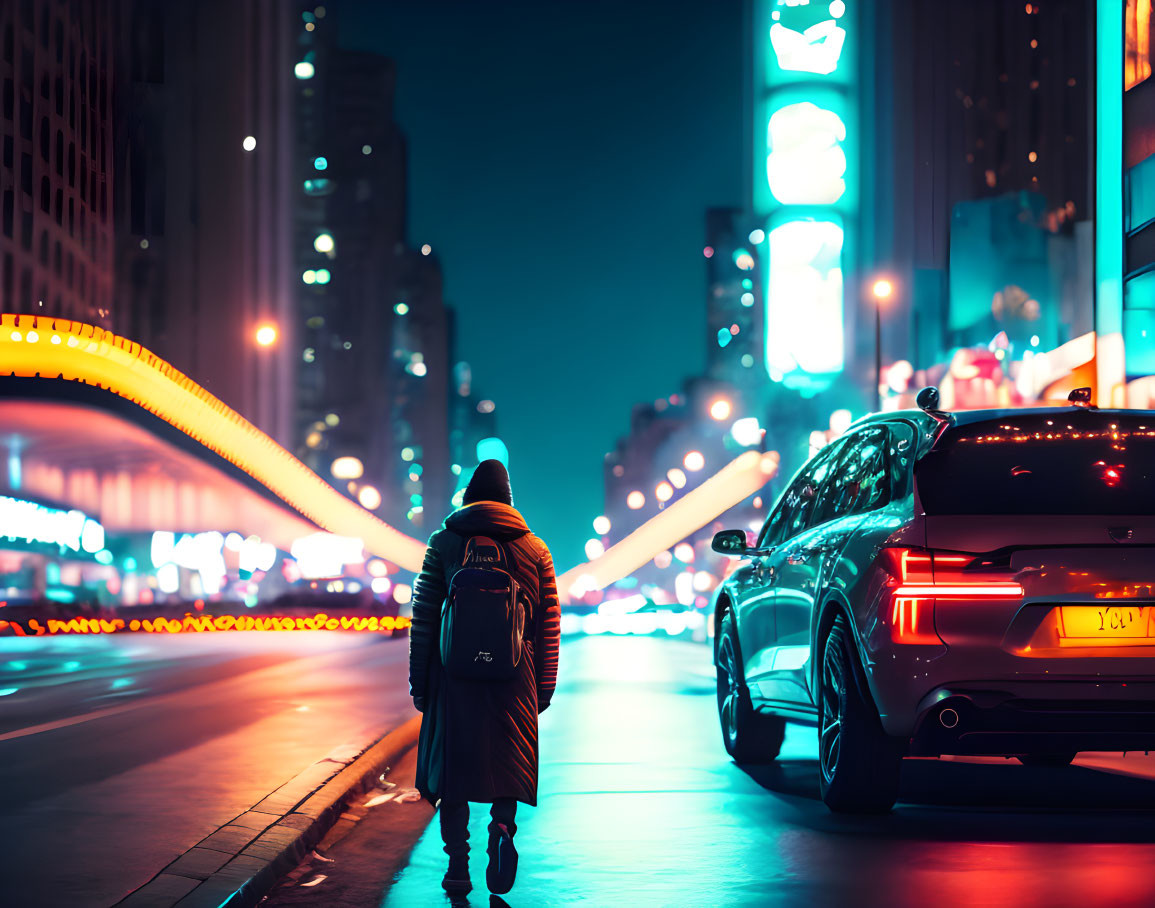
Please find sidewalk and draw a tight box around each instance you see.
[382,635,811,907]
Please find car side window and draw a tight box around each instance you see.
[810,427,890,526]
[759,441,843,548]
[887,421,917,498]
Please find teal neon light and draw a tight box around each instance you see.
[767,101,847,205]
[756,0,855,391]
[765,218,844,382]
[1096,0,1123,339]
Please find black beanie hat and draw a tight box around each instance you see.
[463,459,513,506]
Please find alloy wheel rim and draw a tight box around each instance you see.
[819,641,844,784]
[718,632,741,745]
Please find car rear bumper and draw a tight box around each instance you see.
[909,681,1155,756]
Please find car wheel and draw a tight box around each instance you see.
[1016,753,1077,767]
[716,610,785,763]
[818,614,902,813]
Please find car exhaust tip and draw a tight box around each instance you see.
[939,707,959,729]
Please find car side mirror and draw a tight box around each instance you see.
[712,529,750,556]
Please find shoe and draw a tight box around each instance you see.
[442,856,471,895]
[486,823,518,894]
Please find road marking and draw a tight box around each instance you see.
[0,700,147,742]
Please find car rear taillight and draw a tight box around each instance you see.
[880,547,1023,644]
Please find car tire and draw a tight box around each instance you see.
[716,610,786,763]
[818,614,902,814]
[1016,753,1077,767]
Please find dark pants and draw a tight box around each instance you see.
[439,798,518,859]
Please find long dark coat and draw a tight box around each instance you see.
[409,501,560,806]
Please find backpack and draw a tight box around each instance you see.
[440,535,527,681]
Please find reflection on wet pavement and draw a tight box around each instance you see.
[0,632,413,907]
[384,636,1155,908]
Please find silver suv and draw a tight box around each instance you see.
[712,390,1155,812]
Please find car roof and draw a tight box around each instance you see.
[840,408,1155,450]
[849,404,1155,433]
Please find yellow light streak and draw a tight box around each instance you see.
[0,612,411,636]
[0,314,427,571]
[556,450,780,602]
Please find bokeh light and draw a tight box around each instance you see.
[357,485,382,510]
[709,398,732,421]
[330,456,364,480]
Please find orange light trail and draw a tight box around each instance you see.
[0,314,427,572]
[556,449,780,602]
[0,612,411,637]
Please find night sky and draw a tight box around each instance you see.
[339,1,743,568]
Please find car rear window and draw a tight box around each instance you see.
[915,412,1155,515]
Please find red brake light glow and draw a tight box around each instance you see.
[882,547,1023,644]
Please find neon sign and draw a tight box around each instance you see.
[0,495,105,555]
[766,220,844,376]
[291,533,365,579]
[767,102,846,205]
[769,10,846,75]
[756,0,855,392]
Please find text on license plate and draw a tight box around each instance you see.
[1059,605,1155,646]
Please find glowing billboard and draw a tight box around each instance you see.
[755,0,856,392]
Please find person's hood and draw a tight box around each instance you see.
[444,501,530,541]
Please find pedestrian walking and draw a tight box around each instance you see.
[409,459,561,897]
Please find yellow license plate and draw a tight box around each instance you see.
[1059,605,1155,646]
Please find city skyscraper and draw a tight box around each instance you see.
[113,0,298,446]
[0,0,115,327]
[290,4,451,530]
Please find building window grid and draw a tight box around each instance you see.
[0,4,109,323]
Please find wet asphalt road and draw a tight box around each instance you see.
[356,636,1155,908]
[11,633,1155,907]
[0,632,414,907]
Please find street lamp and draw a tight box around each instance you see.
[871,278,894,411]
[254,323,278,347]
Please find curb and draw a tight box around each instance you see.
[114,714,423,908]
